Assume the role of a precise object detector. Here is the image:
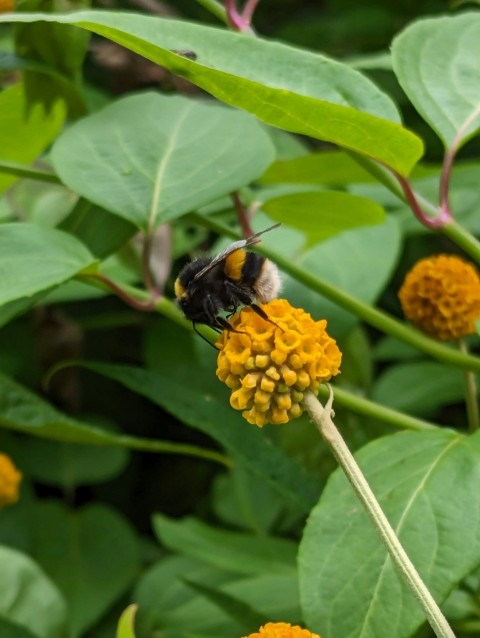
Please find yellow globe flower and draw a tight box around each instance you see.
[0,453,22,508]
[398,254,480,341]
[243,622,321,638]
[216,299,341,427]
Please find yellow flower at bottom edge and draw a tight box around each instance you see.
[398,254,480,341]
[216,299,342,427]
[0,453,22,508]
[243,621,322,638]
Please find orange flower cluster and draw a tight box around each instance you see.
[399,254,480,341]
[243,622,321,638]
[0,453,22,508]
[216,299,341,427]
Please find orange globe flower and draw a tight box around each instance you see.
[0,453,22,508]
[216,299,341,427]
[398,254,480,341]
[243,622,321,638]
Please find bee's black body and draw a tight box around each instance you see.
[174,225,281,335]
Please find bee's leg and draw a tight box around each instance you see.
[193,323,220,350]
[250,303,284,332]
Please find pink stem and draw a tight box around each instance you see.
[242,0,260,22]
[395,173,450,230]
[85,273,156,312]
[224,0,245,30]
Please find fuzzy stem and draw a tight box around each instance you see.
[459,339,480,432]
[304,388,456,638]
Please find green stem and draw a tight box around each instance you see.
[0,160,60,184]
[195,0,228,23]
[443,219,480,265]
[189,212,480,373]
[304,389,456,638]
[317,384,437,431]
[459,339,480,432]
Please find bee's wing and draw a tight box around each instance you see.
[192,223,281,282]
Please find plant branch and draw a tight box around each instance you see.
[440,105,480,214]
[394,172,451,229]
[459,338,480,432]
[78,272,156,311]
[195,0,228,23]
[317,384,438,431]
[189,212,480,373]
[304,388,456,638]
[231,191,254,237]
[0,160,61,184]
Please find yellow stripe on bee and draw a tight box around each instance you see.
[174,278,186,298]
[224,249,246,281]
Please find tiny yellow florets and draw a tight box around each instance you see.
[0,453,22,509]
[242,622,322,638]
[398,254,480,341]
[216,299,341,427]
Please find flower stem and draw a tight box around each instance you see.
[303,388,456,638]
[459,339,480,432]
[442,220,480,266]
[195,0,228,23]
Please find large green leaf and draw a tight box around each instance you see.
[261,191,385,246]
[0,223,95,306]
[0,545,67,638]
[392,13,480,148]
[299,429,480,638]
[0,83,65,194]
[0,11,424,175]
[153,515,296,576]
[51,92,275,229]
[85,320,320,512]
[0,371,224,463]
[30,502,140,638]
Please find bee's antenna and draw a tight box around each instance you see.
[249,222,282,241]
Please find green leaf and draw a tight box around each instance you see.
[372,362,467,418]
[51,92,275,230]
[0,83,65,194]
[262,191,385,245]
[87,320,320,512]
[260,151,376,185]
[392,13,480,148]
[299,429,480,638]
[0,618,38,638]
[0,11,424,175]
[0,545,67,638]
[30,502,140,638]
[116,605,138,638]
[2,424,129,488]
[58,198,137,259]
[0,223,95,306]
[0,371,224,465]
[154,515,296,576]
[282,215,402,337]
[135,555,300,638]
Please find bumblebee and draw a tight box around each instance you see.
[174,224,281,337]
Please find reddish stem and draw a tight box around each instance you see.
[394,173,451,230]
[224,0,259,31]
[231,191,255,237]
[84,273,156,312]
